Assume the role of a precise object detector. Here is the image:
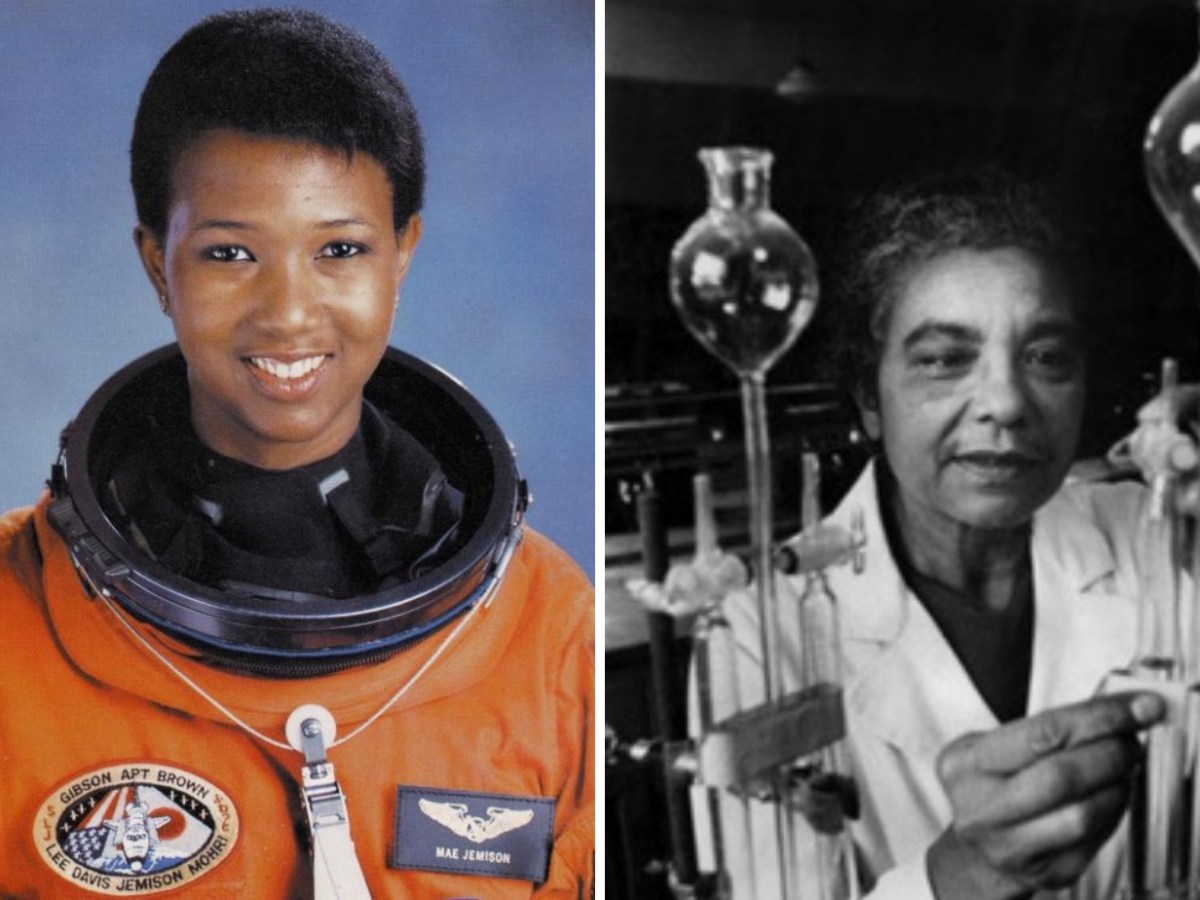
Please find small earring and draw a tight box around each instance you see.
[159,293,170,315]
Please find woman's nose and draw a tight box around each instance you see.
[255,260,318,331]
[972,360,1029,426]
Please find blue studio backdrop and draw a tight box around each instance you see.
[0,1,595,575]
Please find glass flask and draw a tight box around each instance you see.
[669,147,819,377]
[1145,10,1200,270]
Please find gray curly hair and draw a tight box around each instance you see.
[832,167,1081,408]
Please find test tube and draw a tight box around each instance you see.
[1128,360,1188,898]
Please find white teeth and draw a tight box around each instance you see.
[249,356,326,380]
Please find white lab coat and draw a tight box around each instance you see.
[701,460,1149,900]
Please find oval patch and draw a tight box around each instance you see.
[33,762,239,895]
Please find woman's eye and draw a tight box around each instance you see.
[912,348,974,377]
[203,245,253,263]
[319,242,367,259]
[1024,342,1081,380]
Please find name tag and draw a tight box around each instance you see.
[390,786,555,883]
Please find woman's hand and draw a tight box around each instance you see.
[926,692,1165,900]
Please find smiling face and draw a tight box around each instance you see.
[862,247,1085,536]
[135,129,420,470]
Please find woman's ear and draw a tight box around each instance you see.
[854,381,882,441]
[133,225,168,299]
[395,214,423,285]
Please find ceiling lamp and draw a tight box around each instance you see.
[775,57,820,102]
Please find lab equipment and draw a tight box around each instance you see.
[666,147,859,900]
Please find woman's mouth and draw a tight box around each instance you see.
[244,354,331,400]
[953,450,1041,483]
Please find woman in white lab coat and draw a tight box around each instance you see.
[713,169,1170,900]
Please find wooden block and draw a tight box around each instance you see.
[697,682,845,789]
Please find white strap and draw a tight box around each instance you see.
[289,706,373,899]
[310,788,372,898]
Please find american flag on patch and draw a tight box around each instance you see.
[60,784,134,868]
[63,826,108,865]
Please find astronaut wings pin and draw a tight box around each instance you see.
[419,799,534,844]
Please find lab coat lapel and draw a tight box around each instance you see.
[829,463,998,761]
[847,597,1000,760]
[1026,486,1140,713]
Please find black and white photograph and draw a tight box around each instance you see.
[605,1,1200,898]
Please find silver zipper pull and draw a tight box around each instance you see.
[286,704,373,899]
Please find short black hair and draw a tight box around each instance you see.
[832,167,1082,406]
[131,8,424,241]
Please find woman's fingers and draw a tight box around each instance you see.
[962,780,1131,876]
[951,726,1141,829]
[930,693,1165,895]
[941,693,1162,779]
